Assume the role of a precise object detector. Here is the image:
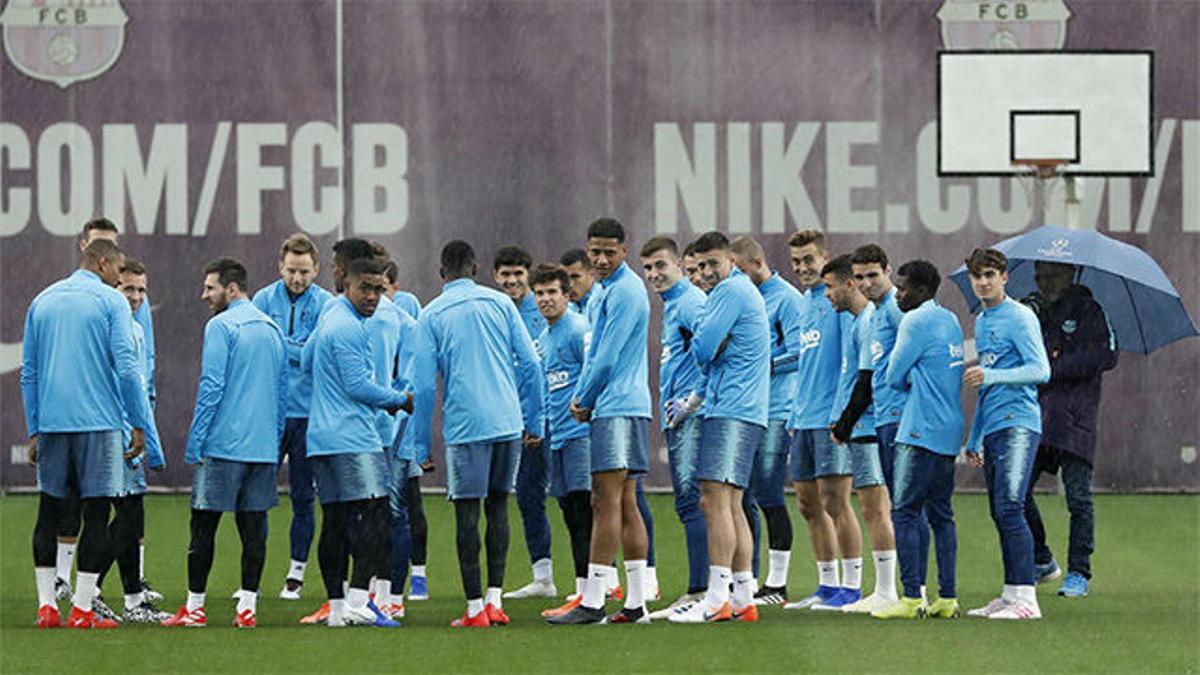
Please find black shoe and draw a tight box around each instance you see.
[546,604,606,625]
[753,585,788,606]
[602,606,650,624]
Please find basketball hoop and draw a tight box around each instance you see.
[1012,158,1083,227]
[1012,157,1069,180]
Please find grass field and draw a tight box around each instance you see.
[1,492,1197,673]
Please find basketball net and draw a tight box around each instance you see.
[1013,159,1081,228]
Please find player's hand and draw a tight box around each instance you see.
[570,400,592,423]
[126,428,146,461]
[829,425,847,445]
[399,392,414,415]
[962,366,986,388]
[27,435,39,466]
[523,432,543,448]
[966,450,983,467]
[665,393,703,429]
[420,459,435,473]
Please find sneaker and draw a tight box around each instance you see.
[503,579,557,599]
[408,575,429,601]
[450,609,491,628]
[67,606,119,629]
[299,601,330,625]
[545,604,606,625]
[1058,572,1089,598]
[813,587,862,611]
[541,595,583,618]
[382,602,406,619]
[841,592,898,614]
[484,603,510,625]
[668,600,732,623]
[871,597,927,620]
[122,601,172,623]
[926,597,961,619]
[345,602,399,627]
[732,604,759,622]
[36,604,62,629]
[647,592,704,621]
[233,608,257,628]
[752,585,788,606]
[602,606,650,624]
[92,596,122,624]
[989,600,1042,620]
[54,577,73,602]
[1035,559,1062,585]
[161,605,207,627]
[967,596,1009,618]
[279,578,303,600]
[783,584,839,610]
[607,584,624,601]
[140,578,164,603]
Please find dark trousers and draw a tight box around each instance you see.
[1024,445,1095,579]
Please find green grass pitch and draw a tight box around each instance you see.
[1,493,1197,673]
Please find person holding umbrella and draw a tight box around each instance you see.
[1021,262,1118,598]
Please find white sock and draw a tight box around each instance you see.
[1015,585,1039,606]
[375,579,392,608]
[237,590,257,613]
[574,577,586,597]
[872,550,897,599]
[342,581,350,598]
[920,585,928,602]
[56,541,76,582]
[582,564,611,609]
[347,587,370,610]
[138,544,145,579]
[766,549,791,588]
[329,598,346,623]
[604,565,620,591]
[644,565,659,598]
[817,560,839,588]
[486,586,502,608]
[73,571,99,611]
[704,566,732,608]
[288,559,307,582]
[466,597,484,617]
[412,565,427,579]
[187,591,205,612]
[1002,584,1017,602]
[732,570,756,609]
[623,560,646,610]
[842,557,863,590]
[532,558,553,583]
[35,567,56,607]
[125,592,144,610]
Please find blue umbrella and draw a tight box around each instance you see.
[949,225,1199,354]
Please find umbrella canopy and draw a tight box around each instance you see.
[949,225,1199,354]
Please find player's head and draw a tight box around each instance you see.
[343,256,389,318]
[81,239,125,288]
[692,231,734,289]
[382,259,399,298]
[586,217,628,281]
[202,257,248,315]
[821,255,862,312]
[730,236,769,284]
[1034,261,1076,302]
[681,240,707,291]
[895,259,941,312]
[530,263,571,324]
[638,236,682,294]
[79,217,119,252]
[851,243,892,302]
[559,248,594,303]
[493,245,533,302]
[965,247,1009,308]
[278,233,320,296]
[440,240,478,281]
[331,237,376,292]
[119,258,148,315]
[788,229,827,289]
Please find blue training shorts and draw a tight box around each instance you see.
[848,441,885,489]
[698,417,765,490]
[37,431,125,500]
[590,416,650,475]
[191,457,278,512]
[549,436,592,498]
[310,451,390,505]
[750,419,790,507]
[445,437,521,500]
[789,428,852,482]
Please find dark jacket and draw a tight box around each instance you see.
[1034,285,1119,465]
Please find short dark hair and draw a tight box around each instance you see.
[559,248,591,269]
[691,231,730,255]
[82,239,122,265]
[965,247,1008,275]
[346,256,388,278]
[441,240,477,276]
[332,238,376,268]
[382,259,399,284]
[681,241,698,258]
[80,217,119,241]
[280,233,319,263]
[851,243,889,269]
[121,258,147,276]
[587,217,625,243]
[820,254,854,282]
[493,245,533,271]
[896,260,941,296]
[370,241,390,261]
[529,263,570,294]
[204,257,248,290]
[639,236,678,259]
[788,229,825,251]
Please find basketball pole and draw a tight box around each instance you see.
[1064,175,1081,229]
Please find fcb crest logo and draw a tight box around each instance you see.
[1,0,128,88]
[937,0,1071,50]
